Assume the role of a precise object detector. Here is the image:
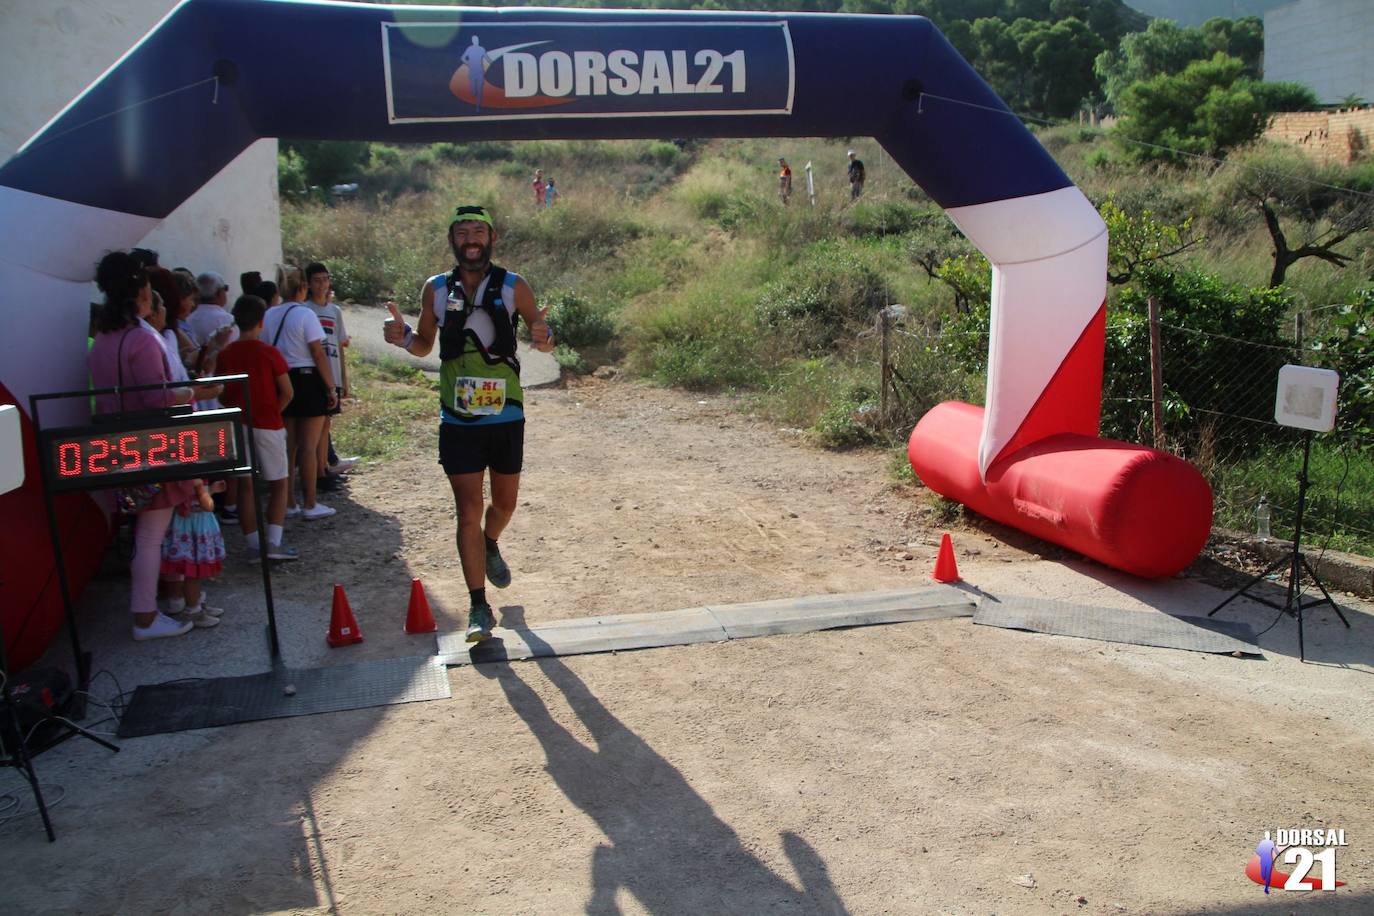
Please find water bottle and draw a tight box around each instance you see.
[1256,496,1271,541]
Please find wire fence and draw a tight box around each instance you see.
[875,306,1374,556]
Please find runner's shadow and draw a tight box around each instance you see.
[479,613,847,915]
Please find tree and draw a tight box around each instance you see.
[1099,196,1204,285]
[1218,144,1374,288]
[1199,16,1263,78]
[280,140,371,189]
[1095,18,1208,109]
[1112,54,1317,163]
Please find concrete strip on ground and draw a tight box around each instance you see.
[438,587,977,666]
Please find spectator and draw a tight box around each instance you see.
[532,168,545,209]
[158,479,228,629]
[266,264,337,519]
[87,251,202,641]
[239,270,262,301]
[218,295,298,560]
[184,270,237,381]
[544,176,560,208]
[304,263,348,494]
[147,267,197,378]
[847,150,866,200]
[778,157,793,205]
[130,247,159,269]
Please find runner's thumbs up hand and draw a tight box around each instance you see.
[383,301,407,345]
[531,305,554,352]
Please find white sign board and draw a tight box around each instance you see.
[0,404,24,495]
[1275,364,1339,432]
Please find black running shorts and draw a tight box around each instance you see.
[283,367,329,418]
[439,420,524,475]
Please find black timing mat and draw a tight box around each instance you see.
[116,655,451,737]
[973,597,1262,656]
[438,586,975,666]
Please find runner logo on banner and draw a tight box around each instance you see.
[383,21,795,123]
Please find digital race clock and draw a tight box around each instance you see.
[40,407,247,492]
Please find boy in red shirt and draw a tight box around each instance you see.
[218,295,297,561]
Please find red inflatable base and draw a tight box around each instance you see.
[0,383,110,672]
[909,402,1212,578]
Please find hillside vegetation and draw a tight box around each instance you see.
[286,130,1373,555]
[283,6,1372,556]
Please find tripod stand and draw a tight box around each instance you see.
[1209,430,1350,661]
[0,601,120,841]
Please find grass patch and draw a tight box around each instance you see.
[1210,437,1374,555]
[331,356,436,461]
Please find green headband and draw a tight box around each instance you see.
[450,205,494,228]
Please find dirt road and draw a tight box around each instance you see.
[3,377,1372,914]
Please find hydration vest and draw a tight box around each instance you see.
[435,265,519,367]
[434,265,524,422]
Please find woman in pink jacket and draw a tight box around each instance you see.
[87,251,216,641]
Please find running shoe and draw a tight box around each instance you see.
[267,542,300,561]
[302,503,337,520]
[465,603,495,643]
[486,543,512,589]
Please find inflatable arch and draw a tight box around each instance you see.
[0,2,1211,667]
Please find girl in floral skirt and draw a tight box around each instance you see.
[160,480,227,628]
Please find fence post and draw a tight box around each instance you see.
[1295,310,1305,361]
[879,308,890,425]
[1148,296,1164,448]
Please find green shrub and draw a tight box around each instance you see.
[551,343,585,373]
[811,382,881,447]
[544,289,616,348]
[643,141,682,167]
[648,337,766,390]
[755,242,895,350]
[846,199,928,237]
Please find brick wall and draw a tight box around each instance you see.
[1264,108,1374,164]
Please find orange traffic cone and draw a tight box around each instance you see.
[327,584,364,647]
[404,578,437,634]
[931,532,960,583]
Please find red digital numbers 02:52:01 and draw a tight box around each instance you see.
[42,410,244,491]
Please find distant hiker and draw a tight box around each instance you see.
[382,204,555,643]
[778,157,792,205]
[847,150,866,200]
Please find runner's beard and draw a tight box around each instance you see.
[453,241,492,273]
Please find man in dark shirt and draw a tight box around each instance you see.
[847,150,866,200]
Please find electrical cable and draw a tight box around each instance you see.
[0,782,66,827]
[14,76,219,158]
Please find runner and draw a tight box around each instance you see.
[382,204,555,642]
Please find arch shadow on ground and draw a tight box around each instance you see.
[481,605,848,915]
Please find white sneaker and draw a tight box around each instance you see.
[302,503,336,520]
[285,505,303,519]
[199,593,225,616]
[328,457,360,474]
[132,613,194,641]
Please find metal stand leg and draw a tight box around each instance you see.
[1208,431,1347,662]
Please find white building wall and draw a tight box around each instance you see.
[0,0,282,297]
[1265,0,1374,105]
